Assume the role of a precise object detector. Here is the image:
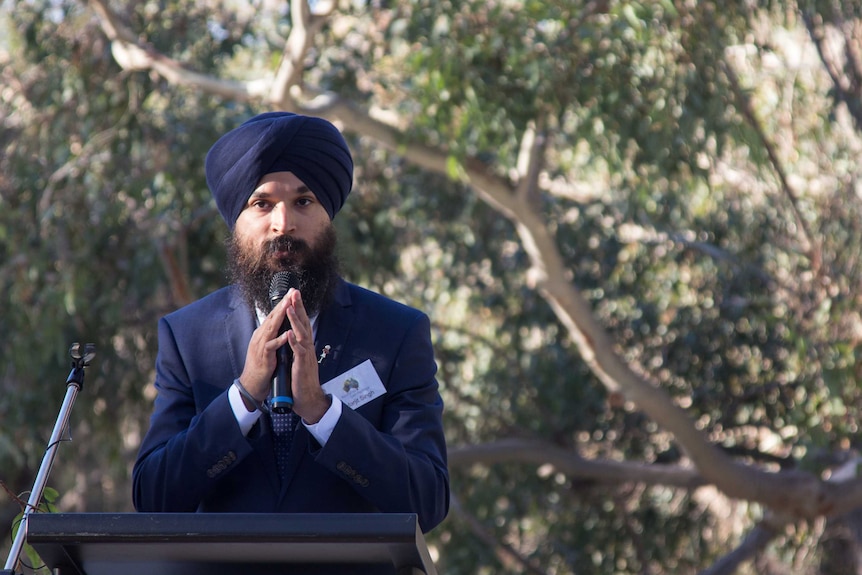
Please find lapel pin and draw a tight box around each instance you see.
[318,344,331,364]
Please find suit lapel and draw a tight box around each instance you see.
[314,279,356,385]
[224,287,255,379]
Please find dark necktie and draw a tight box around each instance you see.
[272,410,296,478]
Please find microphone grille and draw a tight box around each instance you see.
[269,271,299,305]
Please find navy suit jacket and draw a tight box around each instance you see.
[132,278,449,533]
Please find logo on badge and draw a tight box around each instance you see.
[342,377,360,393]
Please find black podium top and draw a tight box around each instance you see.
[27,512,437,575]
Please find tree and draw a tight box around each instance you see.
[4,0,862,573]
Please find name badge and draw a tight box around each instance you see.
[321,359,386,410]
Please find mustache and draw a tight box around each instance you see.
[265,235,310,257]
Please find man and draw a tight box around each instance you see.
[132,112,449,537]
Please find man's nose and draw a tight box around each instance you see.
[271,203,296,235]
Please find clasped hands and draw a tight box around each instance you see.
[238,288,330,424]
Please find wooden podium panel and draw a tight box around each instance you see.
[27,513,437,575]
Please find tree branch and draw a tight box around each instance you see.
[87,0,272,101]
[157,237,193,308]
[802,9,862,131]
[85,0,862,524]
[719,56,821,272]
[698,521,780,575]
[514,117,547,205]
[270,0,333,107]
[449,439,706,490]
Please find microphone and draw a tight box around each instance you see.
[269,271,299,413]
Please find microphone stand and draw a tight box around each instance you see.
[1,343,95,575]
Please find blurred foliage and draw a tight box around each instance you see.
[8,486,57,575]
[3,0,862,573]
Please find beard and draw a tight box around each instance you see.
[225,224,340,317]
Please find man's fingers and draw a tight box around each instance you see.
[262,332,286,351]
[267,297,289,328]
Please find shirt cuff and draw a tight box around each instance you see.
[303,395,342,447]
[229,381,263,436]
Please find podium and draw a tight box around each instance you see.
[26,512,438,575]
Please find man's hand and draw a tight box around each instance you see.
[283,288,330,424]
[237,289,329,422]
[238,296,291,404]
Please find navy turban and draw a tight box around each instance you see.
[205,112,354,229]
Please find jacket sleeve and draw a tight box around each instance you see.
[309,312,450,532]
[132,316,255,512]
